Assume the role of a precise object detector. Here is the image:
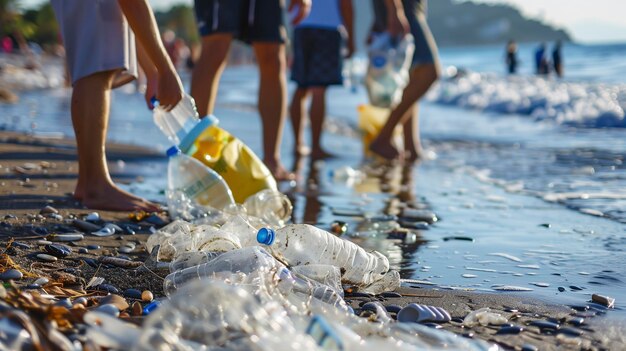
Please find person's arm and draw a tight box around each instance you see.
[118,0,183,111]
[384,0,410,37]
[340,0,355,58]
[289,0,312,25]
[136,41,159,109]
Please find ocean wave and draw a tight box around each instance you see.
[427,70,626,128]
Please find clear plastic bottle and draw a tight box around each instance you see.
[256,224,390,287]
[166,146,235,213]
[243,189,293,227]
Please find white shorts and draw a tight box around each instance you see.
[51,0,137,85]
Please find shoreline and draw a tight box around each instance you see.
[0,130,623,349]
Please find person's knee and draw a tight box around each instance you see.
[310,87,326,100]
[73,69,117,91]
[197,35,231,68]
[255,44,285,74]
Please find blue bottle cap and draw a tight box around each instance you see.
[179,115,219,153]
[166,146,181,157]
[142,300,162,315]
[257,228,275,245]
[150,96,159,108]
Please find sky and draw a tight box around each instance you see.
[19,0,626,44]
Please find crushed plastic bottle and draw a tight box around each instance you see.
[257,224,392,287]
[243,189,293,227]
[169,251,222,272]
[166,146,235,215]
[463,308,508,327]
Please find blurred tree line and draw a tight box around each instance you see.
[0,1,201,48]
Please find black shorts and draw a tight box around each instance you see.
[291,27,343,88]
[194,0,286,43]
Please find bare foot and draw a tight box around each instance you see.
[403,147,424,163]
[369,138,400,160]
[311,148,335,160]
[266,161,296,181]
[81,183,161,211]
[294,144,311,157]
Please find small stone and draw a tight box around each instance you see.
[591,294,615,308]
[55,298,72,309]
[33,277,49,285]
[45,244,72,258]
[95,284,119,294]
[85,212,100,222]
[330,221,348,235]
[0,269,23,281]
[123,289,142,299]
[144,214,167,227]
[529,320,560,331]
[12,242,30,250]
[73,297,88,306]
[101,294,129,310]
[78,248,89,254]
[36,254,58,262]
[95,304,119,317]
[558,286,566,292]
[422,322,443,329]
[521,344,538,351]
[569,285,584,291]
[40,206,58,215]
[73,219,100,232]
[496,326,524,335]
[91,224,116,237]
[462,332,474,338]
[0,285,6,298]
[385,305,402,313]
[539,223,551,228]
[400,209,438,224]
[380,292,402,298]
[558,327,584,337]
[131,301,143,316]
[568,317,585,326]
[569,305,589,312]
[123,226,136,235]
[141,290,153,302]
[86,245,101,250]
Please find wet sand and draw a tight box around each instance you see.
[0,130,624,350]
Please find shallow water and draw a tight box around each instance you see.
[1,53,625,319]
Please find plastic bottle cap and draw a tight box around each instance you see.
[179,115,219,153]
[166,146,181,157]
[257,228,275,245]
[150,96,159,108]
[142,300,162,315]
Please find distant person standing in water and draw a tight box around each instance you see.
[505,40,518,74]
[535,43,549,75]
[369,0,440,161]
[51,0,184,211]
[552,41,563,78]
[289,0,354,159]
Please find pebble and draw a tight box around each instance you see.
[25,284,41,290]
[558,327,584,337]
[95,304,119,317]
[442,236,474,242]
[591,294,615,308]
[36,240,53,245]
[385,305,402,313]
[95,284,119,294]
[45,244,72,258]
[141,290,154,302]
[462,332,474,338]
[85,212,100,222]
[330,221,348,235]
[569,285,584,291]
[521,344,538,351]
[399,221,429,230]
[101,294,129,310]
[397,303,451,323]
[568,317,585,326]
[33,277,49,285]
[40,206,58,215]
[569,304,589,312]
[55,298,72,309]
[73,297,88,306]
[12,242,30,250]
[4,214,17,220]
[0,269,23,281]
[529,320,560,331]
[73,219,100,232]
[49,233,84,242]
[123,225,136,235]
[86,245,101,250]
[123,289,142,300]
[31,227,48,236]
[82,258,98,268]
[496,326,524,335]
[131,301,143,316]
[92,224,116,237]
[558,286,566,292]
[144,214,167,227]
[400,209,438,224]
[78,248,89,254]
[36,254,58,262]
[0,285,5,299]
[422,322,443,329]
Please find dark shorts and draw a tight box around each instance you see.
[291,27,343,88]
[194,0,286,43]
[372,0,438,67]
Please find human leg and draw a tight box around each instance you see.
[402,103,423,162]
[309,87,333,159]
[190,34,232,117]
[289,87,310,156]
[369,63,438,160]
[253,42,294,180]
[72,70,159,211]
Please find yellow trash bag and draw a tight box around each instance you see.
[357,104,403,157]
[183,119,278,204]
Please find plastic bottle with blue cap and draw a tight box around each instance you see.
[152,94,278,204]
[256,224,391,287]
[166,145,235,217]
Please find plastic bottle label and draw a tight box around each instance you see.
[182,174,221,199]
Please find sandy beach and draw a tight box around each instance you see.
[0,129,624,350]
